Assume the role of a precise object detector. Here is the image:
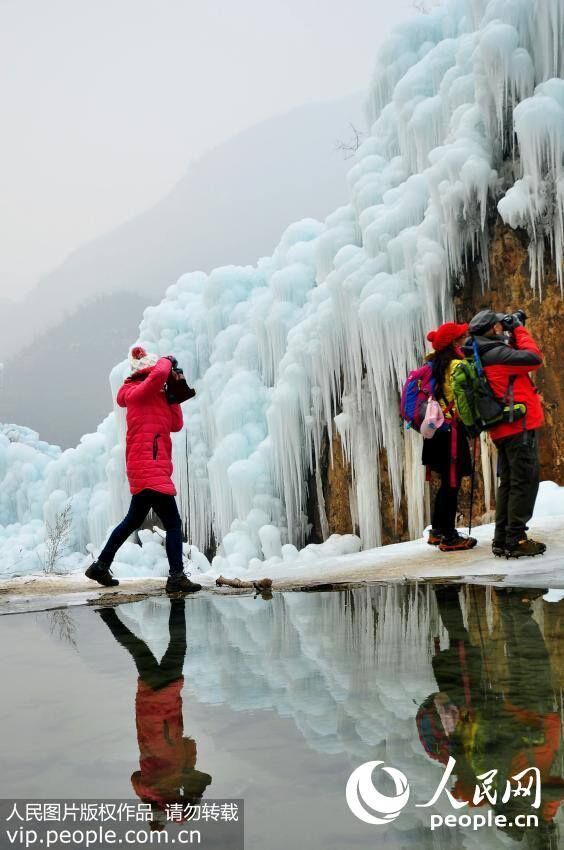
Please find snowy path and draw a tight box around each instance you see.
[1,516,562,615]
[242,515,564,588]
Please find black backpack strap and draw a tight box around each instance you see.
[502,375,516,423]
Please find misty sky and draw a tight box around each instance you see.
[1,0,417,301]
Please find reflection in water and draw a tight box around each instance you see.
[46,608,78,649]
[81,585,564,849]
[98,601,212,831]
[419,587,564,849]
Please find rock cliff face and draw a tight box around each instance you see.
[309,430,412,545]
[309,218,563,545]
[309,431,353,542]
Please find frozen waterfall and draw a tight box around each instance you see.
[2,0,564,577]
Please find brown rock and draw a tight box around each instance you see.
[457,218,564,484]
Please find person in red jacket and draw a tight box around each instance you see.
[98,600,212,830]
[86,346,201,593]
[465,310,546,558]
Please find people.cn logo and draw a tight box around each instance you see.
[346,761,410,825]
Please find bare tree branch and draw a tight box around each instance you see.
[411,0,440,13]
[48,609,78,649]
[38,504,73,574]
[335,123,366,159]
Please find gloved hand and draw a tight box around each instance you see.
[164,355,178,368]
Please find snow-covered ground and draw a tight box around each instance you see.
[2,0,564,584]
[2,507,562,615]
[3,479,562,583]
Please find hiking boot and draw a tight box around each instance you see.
[505,538,547,559]
[166,573,202,594]
[492,540,506,557]
[439,533,478,552]
[85,561,119,587]
[427,530,443,546]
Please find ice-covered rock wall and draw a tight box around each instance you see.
[2,0,564,576]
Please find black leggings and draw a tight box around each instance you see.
[426,427,472,538]
[99,489,183,574]
[431,473,460,538]
[98,600,186,690]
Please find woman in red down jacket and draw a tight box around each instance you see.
[85,346,201,594]
[98,599,212,831]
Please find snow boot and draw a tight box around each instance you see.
[166,573,202,594]
[427,530,443,546]
[492,540,506,557]
[85,561,119,587]
[439,532,478,552]
[505,538,546,559]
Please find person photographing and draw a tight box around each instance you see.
[465,310,546,558]
[85,346,201,593]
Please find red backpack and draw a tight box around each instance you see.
[400,364,436,432]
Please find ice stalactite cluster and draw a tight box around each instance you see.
[498,77,564,294]
[493,1,564,294]
[1,0,564,577]
[120,585,445,765]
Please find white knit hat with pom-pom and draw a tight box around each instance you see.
[129,346,158,373]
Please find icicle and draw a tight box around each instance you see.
[404,428,428,540]
[479,432,495,514]
[530,0,564,83]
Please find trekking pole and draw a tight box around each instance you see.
[468,435,478,536]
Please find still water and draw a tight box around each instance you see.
[1,585,563,849]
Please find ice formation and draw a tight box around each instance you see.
[2,0,564,578]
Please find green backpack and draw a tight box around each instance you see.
[451,339,526,436]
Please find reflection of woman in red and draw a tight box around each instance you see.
[99,600,211,828]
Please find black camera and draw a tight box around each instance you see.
[166,363,183,403]
[501,309,527,331]
[165,359,196,404]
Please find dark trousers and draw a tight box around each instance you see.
[431,474,460,538]
[499,592,553,715]
[494,430,540,547]
[98,600,186,689]
[425,427,471,538]
[99,489,184,574]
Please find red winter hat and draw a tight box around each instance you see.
[427,322,469,352]
[129,345,158,373]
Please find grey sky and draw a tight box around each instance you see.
[1,0,415,301]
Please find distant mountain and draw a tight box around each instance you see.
[1,294,147,447]
[0,93,363,445]
[0,93,363,363]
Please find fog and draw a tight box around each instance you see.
[0,0,416,304]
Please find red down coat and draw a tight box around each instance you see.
[117,357,183,495]
[130,677,211,809]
